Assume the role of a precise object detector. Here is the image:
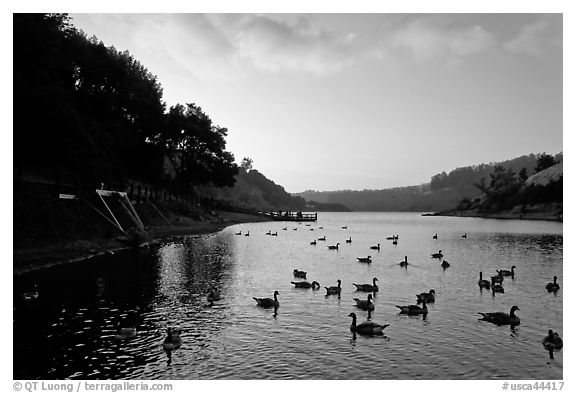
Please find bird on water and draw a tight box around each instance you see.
[353,277,378,292]
[325,279,342,296]
[396,299,428,315]
[348,312,389,336]
[478,306,520,326]
[253,291,280,308]
[546,276,560,292]
[353,294,375,311]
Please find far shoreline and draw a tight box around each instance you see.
[423,210,562,222]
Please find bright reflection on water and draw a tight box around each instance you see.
[13,213,562,379]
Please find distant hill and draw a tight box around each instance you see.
[197,169,351,213]
[294,153,562,212]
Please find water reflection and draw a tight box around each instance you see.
[14,213,563,380]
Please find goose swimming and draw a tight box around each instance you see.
[325,279,342,295]
[353,294,375,311]
[348,312,389,335]
[291,281,320,289]
[162,327,183,351]
[478,272,491,289]
[416,289,435,303]
[253,291,280,308]
[433,234,438,239]
[318,236,326,241]
[396,299,428,315]
[328,243,340,250]
[496,266,516,277]
[114,322,137,340]
[441,260,450,268]
[491,271,504,284]
[546,276,560,292]
[478,306,520,326]
[346,237,352,243]
[370,243,381,250]
[293,269,307,278]
[490,277,504,293]
[399,256,408,267]
[431,250,443,259]
[542,330,563,351]
[353,277,378,292]
[357,256,372,263]
[310,240,317,245]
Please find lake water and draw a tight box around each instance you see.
[13,212,563,380]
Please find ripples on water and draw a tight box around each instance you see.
[13,213,562,379]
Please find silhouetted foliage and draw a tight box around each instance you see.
[14,13,238,190]
[534,153,557,174]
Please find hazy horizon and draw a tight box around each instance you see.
[69,13,563,193]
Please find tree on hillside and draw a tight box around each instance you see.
[160,103,238,188]
[534,153,557,174]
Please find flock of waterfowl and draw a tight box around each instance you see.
[246,225,563,359]
[17,223,562,366]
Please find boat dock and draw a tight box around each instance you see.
[264,211,318,222]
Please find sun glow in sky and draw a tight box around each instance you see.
[69,12,562,193]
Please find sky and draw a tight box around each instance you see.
[67,13,563,193]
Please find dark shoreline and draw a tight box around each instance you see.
[423,210,562,222]
[13,211,271,277]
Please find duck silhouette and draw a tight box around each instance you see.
[490,277,504,293]
[396,299,428,315]
[162,327,183,351]
[253,291,279,308]
[478,306,520,326]
[291,281,320,289]
[353,294,375,311]
[478,272,491,289]
[325,279,342,296]
[416,289,435,304]
[496,266,516,277]
[348,313,389,336]
[114,322,137,341]
[546,276,560,292]
[293,269,307,278]
[399,256,408,267]
[353,278,378,292]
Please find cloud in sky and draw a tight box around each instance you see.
[387,19,495,65]
[504,19,560,56]
[224,14,358,75]
[72,13,562,81]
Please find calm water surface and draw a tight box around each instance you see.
[14,213,563,379]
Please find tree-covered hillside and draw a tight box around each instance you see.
[197,159,350,212]
[294,153,562,212]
